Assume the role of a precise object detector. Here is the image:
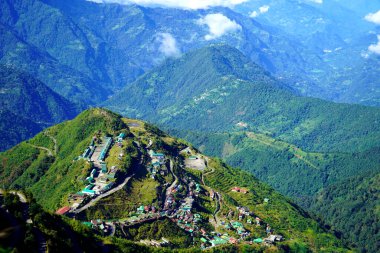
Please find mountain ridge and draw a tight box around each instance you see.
[0,108,351,252]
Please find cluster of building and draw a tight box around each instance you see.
[231,187,249,194]
[147,150,167,178]
[82,219,113,235]
[56,133,126,215]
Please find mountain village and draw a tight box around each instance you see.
[54,122,283,250]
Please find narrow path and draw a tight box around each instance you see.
[45,132,58,155]
[213,192,221,223]
[164,160,178,209]
[246,132,319,170]
[73,174,134,214]
[28,144,53,157]
[0,189,27,203]
[147,139,153,148]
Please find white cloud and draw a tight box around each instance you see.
[368,35,380,55]
[87,0,248,9]
[365,10,380,25]
[249,11,259,18]
[157,33,181,57]
[308,0,323,3]
[259,5,269,14]
[197,13,242,40]
[249,5,269,18]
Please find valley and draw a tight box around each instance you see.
[0,0,379,252]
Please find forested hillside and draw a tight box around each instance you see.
[0,108,350,252]
[0,65,79,151]
[105,45,380,153]
[105,45,380,252]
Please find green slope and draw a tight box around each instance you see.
[0,108,350,252]
[0,109,42,151]
[0,22,109,105]
[0,108,128,209]
[310,171,380,253]
[105,44,380,153]
[104,45,380,252]
[0,65,80,151]
[0,65,78,124]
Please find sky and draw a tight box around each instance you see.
[88,0,249,9]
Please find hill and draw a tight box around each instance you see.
[0,22,109,105]
[104,45,380,252]
[0,65,79,151]
[105,44,380,153]
[1,0,379,106]
[0,109,42,151]
[0,108,350,252]
[310,171,380,253]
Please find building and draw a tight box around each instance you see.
[55,206,70,215]
[117,133,126,142]
[98,137,113,161]
[210,237,227,247]
[231,187,240,192]
[240,188,249,194]
[101,163,107,173]
[82,189,96,196]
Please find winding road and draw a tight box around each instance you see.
[26,132,58,157]
[73,174,134,214]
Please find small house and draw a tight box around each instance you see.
[55,206,70,215]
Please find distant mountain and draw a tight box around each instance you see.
[105,45,380,153]
[235,0,380,106]
[1,0,378,106]
[0,22,109,105]
[0,65,80,151]
[0,109,42,151]
[105,45,380,252]
[0,108,349,252]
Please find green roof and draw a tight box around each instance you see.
[82,222,93,228]
[231,221,243,228]
[210,237,227,246]
[82,189,96,194]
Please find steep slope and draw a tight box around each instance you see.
[0,65,78,124]
[0,108,350,252]
[0,109,42,151]
[105,45,380,252]
[2,0,378,106]
[236,0,380,106]
[0,65,80,151]
[105,45,380,153]
[0,22,109,105]
[310,171,380,253]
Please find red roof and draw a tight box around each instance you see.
[55,206,70,215]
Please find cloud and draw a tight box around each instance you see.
[87,0,248,9]
[365,10,380,25]
[368,35,380,55]
[197,13,242,40]
[308,0,323,3]
[259,5,270,14]
[249,5,269,18]
[157,33,181,57]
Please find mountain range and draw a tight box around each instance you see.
[0,0,379,252]
[1,0,379,106]
[104,44,380,252]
